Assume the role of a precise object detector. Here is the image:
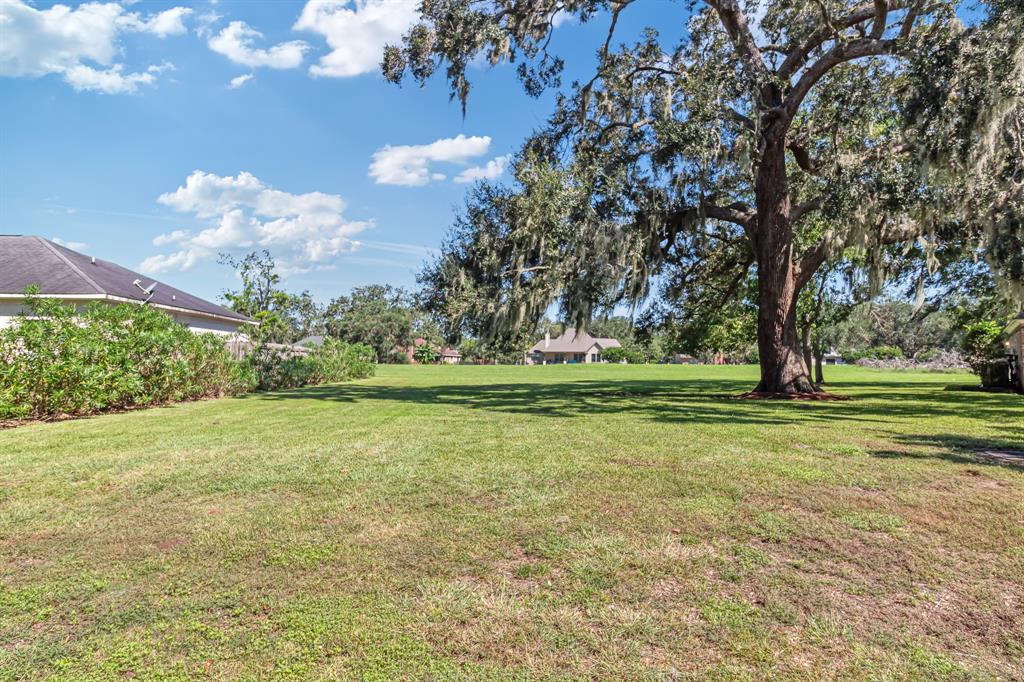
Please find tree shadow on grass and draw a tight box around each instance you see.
[867,432,1024,469]
[241,376,1023,433]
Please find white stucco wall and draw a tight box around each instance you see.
[168,311,247,336]
[0,298,247,335]
[0,301,28,329]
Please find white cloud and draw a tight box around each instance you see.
[208,20,308,69]
[0,1,189,93]
[63,61,172,94]
[369,134,492,186]
[152,229,189,246]
[127,6,193,37]
[194,10,221,38]
[294,0,418,78]
[551,10,575,28]
[143,170,371,274]
[51,236,88,251]
[139,250,199,274]
[228,73,254,89]
[454,154,511,184]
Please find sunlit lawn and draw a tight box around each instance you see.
[1,364,1022,679]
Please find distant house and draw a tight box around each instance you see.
[439,348,462,365]
[822,348,845,365]
[526,328,621,364]
[1005,310,1024,392]
[0,235,253,335]
[401,338,462,364]
[401,337,429,363]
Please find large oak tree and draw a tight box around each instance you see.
[386,0,1023,393]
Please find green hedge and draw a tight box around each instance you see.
[245,337,375,390]
[0,294,251,419]
[841,345,905,363]
[0,294,376,420]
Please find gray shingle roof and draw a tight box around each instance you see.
[529,328,621,354]
[0,236,251,323]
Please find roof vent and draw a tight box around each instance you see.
[91,257,96,264]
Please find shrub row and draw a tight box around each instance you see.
[0,294,374,420]
[841,345,905,363]
[853,349,970,371]
[244,337,375,391]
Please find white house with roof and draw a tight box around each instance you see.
[0,236,254,335]
[525,328,622,364]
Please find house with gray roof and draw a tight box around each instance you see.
[0,235,254,335]
[526,328,622,364]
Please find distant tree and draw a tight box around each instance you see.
[218,251,326,344]
[797,263,862,383]
[285,291,326,341]
[828,300,958,360]
[219,251,295,344]
[325,285,416,363]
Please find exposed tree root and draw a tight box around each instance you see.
[735,391,850,401]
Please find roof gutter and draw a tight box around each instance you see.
[0,293,257,326]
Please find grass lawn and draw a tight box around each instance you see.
[1,364,1022,680]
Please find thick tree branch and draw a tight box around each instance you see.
[598,118,654,140]
[795,238,832,289]
[784,38,895,118]
[707,0,769,80]
[788,141,821,175]
[871,0,889,39]
[725,106,755,131]
[658,201,755,246]
[899,0,924,38]
[705,201,757,227]
[792,195,825,224]
[778,1,908,79]
[796,215,922,289]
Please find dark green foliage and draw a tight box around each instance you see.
[305,338,375,384]
[601,346,647,364]
[245,338,376,391]
[324,285,427,363]
[0,292,250,419]
[842,346,905,363]
[961,321,1008,379]
[0,290,375,418]
[413,344,439,364]
[219,251,326,344]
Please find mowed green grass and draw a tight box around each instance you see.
[1,365,1022,680]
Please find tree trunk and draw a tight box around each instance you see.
[801,322,813,377]
[814,350,824,384]
[751,139,820,394]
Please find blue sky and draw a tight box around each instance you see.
[0,0,679,304]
